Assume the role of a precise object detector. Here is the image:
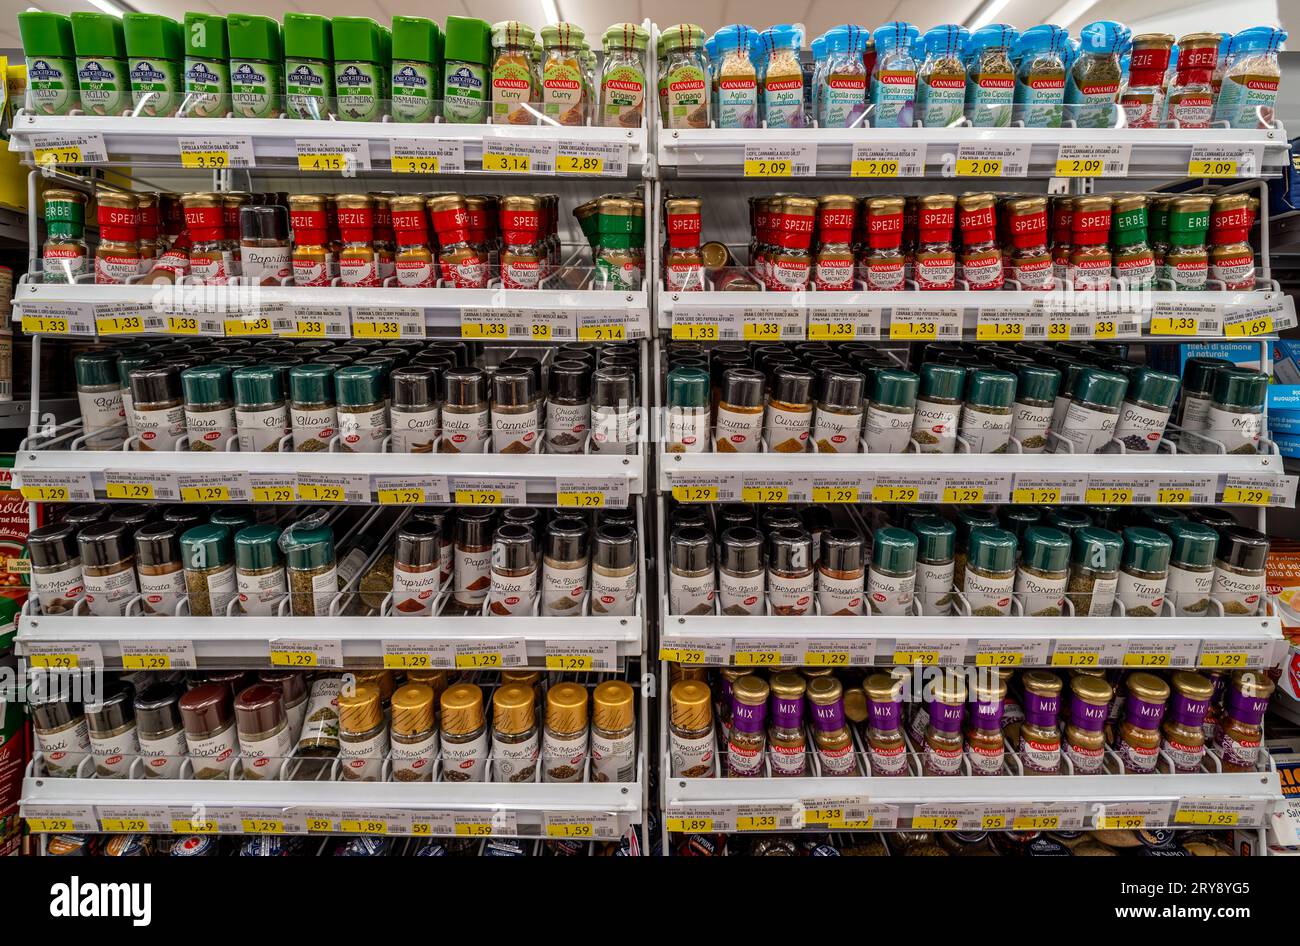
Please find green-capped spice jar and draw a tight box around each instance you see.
[20,11,77,115]
[443,16,491,123]
[181,364,234,453]
[209,507,255,535]
[660,24,709,128]
[233,365,290,453]
[1111,193,1156,289]
[599,22,649,128]
[285,13,334,119]
[71,12,130,115]
[289,363,337,452]
[911,362,965,454]
[1177,356,1233,433]
[1212,526,1269,616]
[867,527,916,616]
[283,525,338,616]
[1118,526,1172,616]
[332,17,383,122]
[963,526,1017,616]
[228,14,283,119]
[335,364,386,453]
[180,523,237,617]
[491,20,538,126]
[123,13,183,116]
[1046,507,1091,537]
[1016,525,1071,616]
[541,22,586,125]
[665,365,709,453]
[999,505,1040,544]
[42,189,88,283]
[183,13,230,118]
[74,349,125,451]
[1011,363,1058,453]
[391,16,440,123]
[1140,506,1186,530]
[1113,366,1180,453]
[594,197,646,290]
[1162,519,1216,615]
[235,525,286,616]
[1186,367,1267,456]
[1161,195,1212,290]
[958,368,1016,454]
[1067,526,1122,617]
[1052,367,1128,455]
[953,504,998,591]
[864,369,918,454]
[913,516,956,614]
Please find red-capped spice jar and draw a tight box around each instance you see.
[813,194,855,290]
[958,193,1003,290]
[767,196,816,291]
[95,190,141,285]
[372,193,397,282]
[748,196,774,286]
[288,194,335,287]
[1120,33,1174,127]
[1005,196,1052,290]
[664,197,704,291]
[1069,195,1113,291]
[135,192,159,276]
[1164,32,1219,129]
[499,194,546,290]
[390,194,437,288]
[1209,193,1256,290]
[1050,196,1074,285]
[914,194,956,290]
[430,194,489,289]
[180,192,230,286]
[335,193,380,287]
[222,193,249,272]
[464,195,493,266]
[863,196,905,291]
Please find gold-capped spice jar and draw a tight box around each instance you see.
[768,672,808,777]
[1063,673,1113,774]
[1111,194,1156,289]
[390,194,437,288]
[966,674,1007,776]
[923,671,967,776]
[180,192,231,285]
[492,683,540,782]
[669,679,715,778]
[958,193,1003,289]
[500,195,546,289]
[440,683,488,782]
[1216,670,1275,772]
[389,683,438,782]
[288,195,335,287]
[1161,671,1215,773]
[337,683,387,782]
[807,676,859,776]
[542,682,589,782]
[591,680,636,782]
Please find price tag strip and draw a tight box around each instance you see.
[1173,797,1267,828]
[178,135,255,169]
[939,474,1011,505]
[870,473,940,504]
[451,809,519,837]
[461,306,575,342]
[741,473,806,505]
[1121,638,1199,669]
[556,140,629,177]
[732,638,805,667]
[1197,638,1273,670]
[889,305,963,341]
[98,806,176,834]
[248,474,297,504]
[670,306,740,342]
[20,301,95,336]
[24,805,97,834]
[577,309,642,342]
[267,638,343,669]
[1150,300,1221,337]
[1054,142,1132,178]
[295,473,369,504]
[273,304,351,339]
[103,470,177,502]
[295,138,371,173]
[92,302,148,337]
[352,306,425,340]
[450,477,526,507]
[954,142,1031,178]
[544,640,618,672]
[1084,475,1199,506]
[912,804,965,831]
[372,475,450,506]
[18,470,95,503]
[481,138,557,174]
[1223,299,1279,337]
[740,306,806,342]
[1010,802,1086,831]
[806,305,882,341]
[659,637,733,665]
[223,312,273,337]
[544,811,621,839]
[1148,474,1217,506]
[444,639,528,670]
[668,471,741,504]
[176,472,252,504]
[891,638,965,666]
[976,306,1045,342]
[388,138,466,174]
[1092,800,1174,830]
[237,808,309,835]
[23,641,104,669]
[1049,638,1127,668]
[743,142,817,178]
[974,638,1052,667]
[555,476,629,510]
[812,474,875,505]
[1221,473,1296,508]
[119,640,197,671]
[801,638,877,667]
[800,798,899,830]
[850,143,924,178]
[1188,143,1265,179]
[1010,474,1087,505]
[31,133,107,166]
[381,640,436,671]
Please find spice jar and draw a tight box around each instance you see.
[962,527,1016,616]
[1162,31,1219,127]
[489,20,536,124]
[915,25,966,126]
[333,194,379,287]
[1164,520,1217,616]
[282,525,337,617]
[28,523,84,615]
[258,669,306,741]
[179,683,238,779]
[438,366,489,454]
[1068,195,1113,290]
[1005,196,1052,289]
[1190,367,1267,456]
[74,350,126,451]
[911,362,964,453]
[77,521,137,617]
[178,524,236,617]
[1120,33,1174,126]
[488,524,538,617]
[287,364,336,452]
[451,509,494,610]
[379,683,436,783]
[1053,367,1128,455]
[867,527,916,616]
[1208,194,1255,290]
[858,367,916,454]
[131,521,183,617]
[391,520,441,617]
[1018,670,1062,774]
[720,675,765,778]
[1213,526,1268,616]
[959,368,1015,454]
[234,683,292,781]
[426,195,485,289]
[768,527,814,617]
[230,365,289,453]
[814,528,864,616]
[43,189,89,283]
[914,194,956,289]
[437,682,488,782]
[1110,194,1156,289]
[485,682,538,783]
[1216,671,1274,772]
[711,526,762,616]
[1161,195,1212,290]
[958,194,1003,289]
[179,192,230,284]
[538,516,587,617]
[805,676,859,776]
[599,22,648,127]
[231,524,285,617]
[334,364,386,454]
[1162,672,1215,773]
[287,195,334,286]
[764,366,814,453]
[86,683,139,779]
[712,367,762,453]
[589,366,640,455]
[180,364,234,453]
[861,196,904,290]
[810,369,862,454]
[1064,526,1121,617]
[541,682,589,783]
[30,688,90,779]
[1115,672,1169,773]
[860,674,905,777]
[923,672,967,776]
[590,523,637,616]
[914,516,956,615]
[483,366,540,456]
[966,675,1007,776]
[663,196,704,290]
[669,680,715,777]
[1118,526,1171,616]
[1113,367,1180,454]
[1214,26,1286,128]
[129,364,186,452]
[1007,363,1056,454]
[386,366,438,454]
[669,526,715,616]
[1063,674,1112,774]
[586,680,637,783]
[336,683,386,782]
[1016,525,1071,616]
[94,190,140,284]
[238,204,290,285]
[1065,19,1126,126]
[760,672,805,777]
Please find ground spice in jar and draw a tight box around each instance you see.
[1216,670,1274,772]
[962,527,1016,616]
[1115,672,1168,773]
[1019,670,1063,774]
[232,365,290,453]
[668,526,715,616]
[134,521,185,617]
[452,509,494,609]
[288,195,334,286]
[94,190,140,284]
[439,682,489,782]
[768,527,814,616]
[1161,195,1212,290]
[133,682,187,779]
[1069,196,1113,290]
[239,204,290,285]
[1162,671,1215,773]
[1067,526,1122,616]
[1063,674,1112,774]
[129,364,186,451]
[764,366,814,452]
[179,523,237,617]
[389,683,438,782]
[334,194,379,287]
[914,194,956,289]
[78,521,138,617]
[43,188,89,283]
[863,196,905,290]
[289,363,337,452]
[862,368,918,454]
[959,368,1015,454]
[75,350,126,452]
[234,524,285,616]
[539,517,588,617]
[911,362,964,453]
[816,528,864,616]
[807,676,859,776]
[180,682,238,779]
[181,364,235,452]
[235,683,292,780]
[84,683,138,779]
[282,525,337,617]
[813,369,865,453]
[669,679,715,778]
[590,523,637,615]
[1163,32,1219,127]
[1065,20,1126,127]
[1163,520,1217,615]
[392,520,441,617]
[388,366,439,454]
[1209,194,1255,290]
[1016,525,1071,616]
[966,675,1007,775]
[1213,525,1268,616]
[715,368,764,453]
[912,516,956,614]
[180,192,231,284]
[28,522,84,615]
[337,683,387,782]
[541,22,585,125]
[488,523,538,616]
[1118,526,1171,616]
[959,193,1003,289]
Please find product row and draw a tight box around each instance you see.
[70,338,641,456]
[27,503,640,618]
[663,500,1265,617]
[663,21,1284,130]
[664,192,1257,293]
[45,188,646,290]
[665,664,1273,778]
[30,668,640,785]
[44,833,638,856]
[18,11,651,127]
[673,829,1237,856]
[661,341,1266,455]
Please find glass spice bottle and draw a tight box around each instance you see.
[1064,674,1112,774]
[129,364,186,452]
[1216,671,1274,772]
[726,675,769,777]
[812,194,855,290]
[133,682,187,779]
[963,527,1017,616]
[664,196,704,290]
[914,194,956,289]
[590,523,638,616]
[1010,363,1057,453]
[914,516,956,615]
[391,520,441,617]
[541,22,585,124]
[439,367,489,454]
[233,525,285,617]
[917,24,967,127]
[540,516,587,617]
[238,204,290,285]
[958,193,1003,289]
[337,683,387,782]
[385,683,438,783]
[288,364,337,453]
[134,521,185,617]
[542,682,589,783]
[1019,670,1063,774]
[862,368,917,454]
[42,189,89,283]
[388,366,439,454]
[389,194,436,288]
[766,196,816,291]
[768,527,814,617]
[600,22,648,127]
[179,524,236,617]
[1191,367,1267,456]
[1213,26,1286,128]
[1118,526,1172,616]
[499,195,545,290]
[1016,525,1071,616]
[74,350,125,451]
[1213,526,1269,616]
[1120,33,1174,126]
[911,362,964,454]
[589,366,640,455]
[1052,367,1128,455]
[1012,24,1066,127]
[453,509,494,610]
[1161,195,1212,290]
[86,683,139,779]
[670,680,715,778]
[1209,193,1256,290]
[868,527,916,615]
[28,523,84,615]
[1115,672,1169,773]
[1004,196,1052,289]
[490,683,539,783]
[807,676,860,776]
[1161,672,1215,773]
[1112,368,1179,457]
[1164,520,1217,616]
[964,24,1016,127]
[181,364,235,453]
[665,365,709,453]
[179,683,238,780]
[1065,20,1127,127]
[1163,32,1219,127]
[1049,195,1074,284]
[371,193,397,282]
[861,673,906,776]
[488,524,538,617]
[282,524,338,617]
[590,680,636,783]
[78,521,138,617]
[923,672,967,776]
[966,675,1007,776]
[333,365,386,454]
[870,21,919,128]
[490,20,537,125]
[429,194,487,289]
[234,683,292,781]
[715,526,763,616]
[813,369,864,453]
[669,526,715,616]
[94,190,140,285]
[287,195,334,287]
[1069,195,1113,291]
[764,366,814,452]
[816,528,864,616]
[862,196,905,290]
[714,368,764,453]
[232,365,290,453]
[758,672,804,777]
[959,368,1015,454]
[1067,526,1123,617]
[1111,194,1156,289]
[332,193,378,287]
[179,192,231,285]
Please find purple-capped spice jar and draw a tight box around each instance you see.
[1161,671,1215,773]
[864,673,907,777]
[767,672,808,777]
[726,675,769,778]
[717,667,748,737]
[807,676,859,776]
[1063,674,1113,775]
[923,673,967,777]
[1116,673,1170,773]
[1019,670,1062,775]
[1216,670,1275,772]
[1202,671,1228,742]
[966,677,1007,776]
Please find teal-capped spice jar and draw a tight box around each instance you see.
[665,365,709,453]
[999,505,1040,544]
[958,368,1016,454]
[228,14,283,119]
[962,526,1017,616]
[864,368,918,454]
[1015,525,1071,616]
[123,13,182,116]
[442,16,491,123]
[391,16,440,123]
[1113,366,1180,453]
[289,363,337,452]
[912,516,956,614]
[911,362,965,454]
[74,349,125,451]
[1067,526,1122,617]
[19,11,77,115]
[333,17,383,122]
[867,527,916,616]
[1118,526,1172,617]
[181,364,234,453]
[1052,367,1128,455]
[1163,520,1217,616]
[1011,363,1058,453]
[180,523,237,617]
[71,12,131,115]
[234,525,286,616]
[1186,367,1267,456]
[284,13,334,119]
[182,13,230,118]
[233,365,290,453]
[335,364,386,453]
[283,524,338,616]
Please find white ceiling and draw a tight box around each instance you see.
[1,0,1283,55]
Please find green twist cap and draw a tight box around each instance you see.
[1021,525,1071,573]
[444,16,491,65]
[967,527,1017,574]
[1140,506,1186,530]
[872,369,919,409]
[1212,368,1267,411]
[1000,505,1040,542]
[965,368,1016,409]
[667,366,709,408]
[662,23,706,50]
[228,14,281,62]
[232,366,285,406]
[209,507,254,534]
[912,516,955,563]
[284,13,332,60]
[19,12,74,58]
[181,364,232,406]
[955,505,999,548]
[116,354,154,390]
[71,12,126,58]
[604,22,649,51]
[871,526,917,574]
[1071,367,1128,409]
[492,20,536,48]
[332,16,381,62]
[74,350,118,388]
[392,16,439,62]
[1016,364,1059,404]
[1046,507,1091,535]
[918,362,966,401]
[335,364,383,408]
[541,22,586,48]
[1181,357,1233,397]
[123,13,182,60]
[1122,526,1172,573]
[235,524,282,571]
[1070,526,1122,572]
[183,13,228,59]
[1127,366,1180,410]
[289,363,336,405]
[283,525,335,570]
[1164,520,1217,568]
[180,523,232,570]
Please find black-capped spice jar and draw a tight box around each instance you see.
[28,522,84,615]
[134,521,185,617]
[78,520,137,616]
[128,364,186,451]
[392,520,441,617]
[1212,526,1268,615]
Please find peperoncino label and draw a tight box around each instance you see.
[817,569,864,616]
[768,571,814,615]
[670,730,715,778]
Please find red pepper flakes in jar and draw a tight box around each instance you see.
[1050,195,1074,285]
[1164,32,1219,129]
[1004,196,1052,290]
[1120,33,1174,128]
[863,196,905,291]
[1069,196,1113,291]
[813,194,855,291]
[958,193,1003,290]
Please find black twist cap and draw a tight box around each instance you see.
[671,526,714,572]
[593,523,636,569]
[240,204,289,242]
[395,520,441,568]
[548,360,591,401]
[134,521,182,569]
[391,366,438,411]
[720,526,763,573]
[545,516,590,561]
[77,521,132,568]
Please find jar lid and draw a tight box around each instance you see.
[396,520,441,568]
[1189,507,1239,533]
[454,508,496,548]
[234,524,282,571]
[1021,525,1071,573]
[491,366,536,409]
[1071,368,1128,409]
[540,21,584,47]
[182,12,228,58]
[544,516,588,563]
[443,366,487,407]
[1164,520,1217,568]
[77,520,132,568]
[179,523,232,571]
[331,16,381,62]
[179,682,233,736]
[335,364,382,409]
[180,364,232,407]
[71,10,126,57]
[28,522,80,569]
[86,681,135,735]
[235,682,286,735]
[918,362,966,401]
[282,524,335,571]
[866,368,917,410]
[240,204,288,243]
[670,679,711,730]
[548,360,591,402]
[912,516,955,562]
[1140,506,1186,530]
[662,366,705,410]
[18,11,74,58]
[1016,364,1059,403]
[967,527,1017,574]
[593,523,636,569]
[338,682,383,733]
[64,503,111,527]
[955,505,999,544]
[208,508,253,535]
[492,523,536,572]
[1127,366,1180,410]
[30,689,80,729]
[289,363,335,404]
[1216,525,1269,572]
[591,366,637,408]
[546,681,589,732]
[74,350,118,388]
[871,526,917,574]
[999,505,1040,542]
[1046,507,1091,534]
[1122,526,1172,574]
[593,680,635,732]
[965,368,1016,409]
[128,363,181,404]
[232,365,285,407]
[1212,367,1268,411]
[1181,357,1233,397]
[490,682,534,735]
[767,526,812,572]
[820,527,864,573]
[134,520,182,569]
[1071,526,1122,572]
[392,16,439,62]
[714,526,758,573]
[769,365,813,406]
[671,526,713,572]
[440,682,485,735]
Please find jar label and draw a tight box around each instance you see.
[241,244,291,283]
[32,563,84,616]
[911,398,959,453]
[338,727,388,782]
[291,406,337,452]
[34,718,92,778]
[391,730,439,782]
[89,725,139,779]
[132,403,187,452]
[918,73,966,127]
[763,403,812,452]
[670,730,715,778]
[236,566,286,617]
[83,566,138,617]
[491,58,534,125]
[491,404,540,455]
[1162,736,1205,773]
[236,404,290,453]
[768,570,814,616]
[1117,569,1167,616]
[962,251,1004,289]
[188,251,230,285]
[137,728,187,779]
[812,407,862,453]
[968,743,1005,775]
[1018,735,1061,774]
[867,565,914,616]
[769,259,811,291]
[600,62,646,128]
[1012,401,1053,454]
[1166,258,1208,291]
[1015,568,1067,616]
[185,721,238,779]
[542,58,585,124]
[1216,730,1260,769]
[441,731,488,782]
[1070,255,1112,291]
[442,258,488,289]
[441,407,489,454]
[816,740,859,775]
[589,406,640,454]
[491,731,539,783]
[544,401,589,454]
[94,253,139,285]
[908,706,930,746]
[714,405,763,453]
[541,561,586,617]
[1012,256,1054,289]
[667,262,705,291]
[1080,575,1119,617]
[389,407,439,454]
[339,256,380,287]
[502,259,542,290]
[139,568,186,617]
[1169,91,1213,127]
[726,736,765,777]
[667,406,709,453]
[814,257,855,290]
[864,404,915,455]
[337,406,387,454]
[1214,68,1280,130]
[817,569,864,616]
[1053,401,1116,455]
[454,546,493,607]
[719,570,765,616]
[1064,740,1105,774]
[184,405,235,453]
[958,404,1013,454]
[42,246,88,284]
[1196,404,1262,455]
[963,568,1015,616]
[292,257,331,287]
[595,256,643,291]
[1113,401,1170,453]
[393,565,441,617]
[670,569,715,616]
[916,560,955,615]
[1211,253,1255,289]
[590,567,637,616]
[488,567,537,616]
[769,740,808,777]
[916,256,956,290]
[1167,564,1213,616]
[78,387,126,450]
[1212,567,1264,616]
[866,259,905,291]
[239,723,293,781]
[1117,737,1159,773]
[542,730,588,783]
[868,741,908,776]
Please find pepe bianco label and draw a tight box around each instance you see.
[590,568,637,615]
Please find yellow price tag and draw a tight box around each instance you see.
[890,320,938,340]
[455,822,494,836]
[341,819,387,834]
[297,483,344,502]
[942,486,984,503]
[241,818,285,834]
[482,152,530,173]
[269,650,319,667]
[28,818,75,832]
[173,819,218,834]
[530,324,553,341]
[1158,488,1194,504]
[298,152,346,172]
[1174,809,1239,826]
[1047,320,1071,340]
[180,485,230,503]
[1013,487,1060,504]
[547,822,595,837]
[744,158,791,177]
[121,653,171,671]
[166,315,199,335]
[1055,158,1105,177]
[1013,815,1059,831]
[804,808,872,829]
[982,815,1007,830]
[1199,652,1248,668]
[976,652,1023,667]
[671,323,718,341]
[224,317,271,337]
[252,485,294,503]
[743,321,782,341]
[96,314,144,335]
[454,490,502,505]
[21,485,68,502]
[977,321,1024,341]
[460,322,507,339]
[1051,651,1100,667]
[813,487,860,504]
[1085,487,1133,504]
[803,651,849,666]
[671,485,717,503]
[546,654,593,671]
[913,815,959,831]
[1123,653,1171,668]
[378,488,426,505]
[956,158,1002,176]
[288,319,326,338]
[100,817,148,832]
[29,653,79,669]
[1150,316,1197,336]
[734,651,780,667]
[105,482,155,500]
[1225,316,1274,337]
[851,158,900,177]
[736,815,777,831]
[354,320,402,339]
[1189,159,1237,177]
[742,486,788,503]
[556,154,604,174]
[455,652,503,669]
[1093,319,1118,340]
[872,485,918,503]
[578,324,625,341]
[391,155,439,173]
[893,650,940,665]
[383,652,431,669]
[557,491,605,508]
[1222,487,1270,505]
[659,648,705,663]
[181,150,230,169]
[808,321,855,340]
[305,818,333,833]
[666,817,714,832]
[35,146,83,166]
[1096,814,1147,830]
[22,316,70,334]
